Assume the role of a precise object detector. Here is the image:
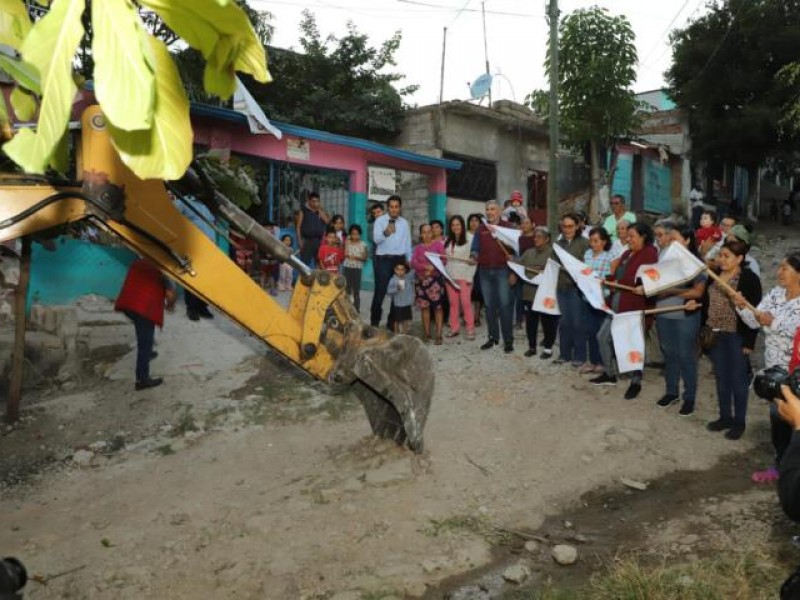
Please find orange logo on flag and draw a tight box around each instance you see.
[544,297,556,309]
[643,268,660,281]
[581,268,593,276]
[628,351,644,364]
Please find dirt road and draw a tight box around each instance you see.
[1,223,798,599]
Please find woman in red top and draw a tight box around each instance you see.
[590,222,659,399]
[115,259,175,390]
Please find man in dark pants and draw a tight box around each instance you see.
[470,200,516,353]
[174,193,216,321]
[114,259,175,391]
[296,191,330,268]
[370,195,411,328]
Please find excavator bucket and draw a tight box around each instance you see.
[329,319,433,454]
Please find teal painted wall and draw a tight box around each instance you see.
[27,237,136,309]
[611,154,633,201]
[350,191,374,291]
[428,192,447,225]
[643,158,672,214]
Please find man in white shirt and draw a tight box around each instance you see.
[603,195,637,241]
[370,195,412,328]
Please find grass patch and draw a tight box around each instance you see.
[153,444,175,456]
[420,514,516,546]
[169,405,198,437]
[522,548,786,600]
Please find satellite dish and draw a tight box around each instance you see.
[469,73,493,100]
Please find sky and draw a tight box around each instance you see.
[251,0,709,107]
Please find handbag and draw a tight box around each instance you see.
[698,325,717,351]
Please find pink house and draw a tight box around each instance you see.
[191,104,462,289]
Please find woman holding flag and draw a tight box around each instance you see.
[411,224,446,344]
[554,213,590,367]
[652,226,707,416]
[444,215,477,340]
[702,239,762,440]
[735,252,800,477]
[591,222,658,399]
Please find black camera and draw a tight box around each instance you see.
[754,366,800,401]
[0,557,26,599]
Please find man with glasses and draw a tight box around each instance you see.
[603,194,637,241]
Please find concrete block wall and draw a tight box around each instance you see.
[396,171,430,243]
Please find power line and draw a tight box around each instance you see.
[398,0,540,18]
[639,0,693,66]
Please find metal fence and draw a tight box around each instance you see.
[232,154,350,236]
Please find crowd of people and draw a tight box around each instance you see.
[123,191,800,459]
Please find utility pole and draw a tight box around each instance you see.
[481,0,491,106]
[547,0,560,233]
[439,27,447,104]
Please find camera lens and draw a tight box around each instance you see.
[0,557,27,594]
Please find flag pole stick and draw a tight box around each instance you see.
[704,268,758,312]
[602,280,638,292]
[432,254,475,264]
[643,303,703,316]
[507,261,542,275]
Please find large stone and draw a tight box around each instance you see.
[551,544,578,566]
[502,563,530,584]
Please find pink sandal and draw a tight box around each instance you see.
[751,466,779,484]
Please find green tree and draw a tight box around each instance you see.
[177,10,417,140]
[527,7,639,216]
[667,0,800,172]
[0,0,269,180]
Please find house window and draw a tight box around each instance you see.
[443,153,497,202]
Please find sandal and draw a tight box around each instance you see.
[751,466,779,484]
[446,330,460,338]
[435,337,443,345]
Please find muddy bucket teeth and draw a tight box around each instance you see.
[348,334,433,453]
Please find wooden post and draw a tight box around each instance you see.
[6,237,31,424]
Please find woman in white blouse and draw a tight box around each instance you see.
[737,253,800,483]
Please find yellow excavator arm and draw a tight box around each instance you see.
[0,106,432,452]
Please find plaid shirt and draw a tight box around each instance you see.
[583,249,612,279]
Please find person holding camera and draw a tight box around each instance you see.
[736,253,800,481]
[771,350,800,599]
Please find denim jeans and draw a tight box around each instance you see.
[125,311,155,383]
[709,331,751,425]
[370,254,405,327]
[585,307,606,365]
[657,313,700,406]
[479,267,513,344]
[556,287,586,363]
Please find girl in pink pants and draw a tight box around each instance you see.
[444,215,477,340]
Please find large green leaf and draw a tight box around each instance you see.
[91,0,155,131]
[0,0,32,49]
[0,53,41,94]
[140,0,268,99]
[0,93,9,127]
[107,34,192,180]
[10,86,36,120]
[2,0,84,174]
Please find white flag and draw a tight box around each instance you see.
[507,261,542,285]
[425,252,460,290]
[482,218,521,255]
[233,77,283,139]
[532,259,561,315]
[552,244,612,314]
[611,311,646,373]
[635,241,706,296]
